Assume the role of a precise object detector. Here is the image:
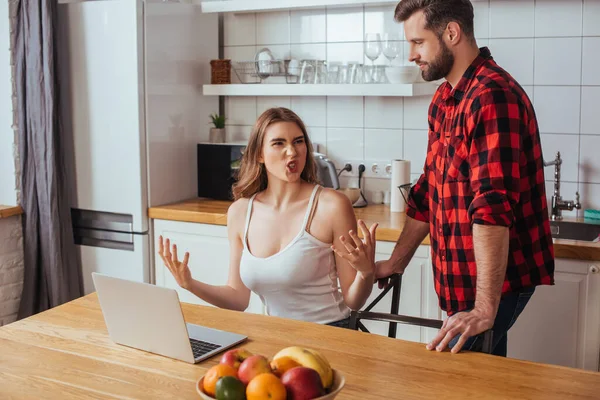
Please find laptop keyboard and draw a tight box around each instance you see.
[189,338,221,359]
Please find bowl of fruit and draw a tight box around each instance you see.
[196,346,345,400]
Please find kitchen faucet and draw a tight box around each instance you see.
[543,151,581,220]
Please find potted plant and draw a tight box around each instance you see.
[209,113,226,143]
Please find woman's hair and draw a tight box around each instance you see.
[232,107,319,200]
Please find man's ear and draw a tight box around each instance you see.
[445,21,462,46]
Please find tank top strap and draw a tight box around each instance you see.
[301,185,321,231]
[243,194,258,246]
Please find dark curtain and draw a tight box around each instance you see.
[15,0,82,319]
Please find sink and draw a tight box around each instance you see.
[550,220,600,242]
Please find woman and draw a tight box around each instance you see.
[158,107,378,328]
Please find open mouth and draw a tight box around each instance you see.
[286,161,298,173]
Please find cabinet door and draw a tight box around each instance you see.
[359,242,433,343]
[153,220,264,315]
[507,259,600,371]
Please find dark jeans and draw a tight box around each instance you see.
[448,286,536,356]
[325,316,351,329]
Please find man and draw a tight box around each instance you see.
[376,0,555,356]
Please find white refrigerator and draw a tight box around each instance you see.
[56,0,218,294]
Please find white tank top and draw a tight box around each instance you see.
[239,185,351,324]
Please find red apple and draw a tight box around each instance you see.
[281,367,325,400]
[237,355,272,385]
[220,348,253,370]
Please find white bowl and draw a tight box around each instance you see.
[196,369,346,400]
[386,65,420,84]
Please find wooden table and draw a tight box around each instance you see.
[1,294,599,399]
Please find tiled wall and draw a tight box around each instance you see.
[221,0,600,215]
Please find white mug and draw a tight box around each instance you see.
[372,191,384,204]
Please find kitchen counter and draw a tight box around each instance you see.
[1,293,598,399]
[0,205,23,219]
[149,198,600,261]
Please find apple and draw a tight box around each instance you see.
[220,348,253,370]
[237,355,272,385]
[281,367,325,400]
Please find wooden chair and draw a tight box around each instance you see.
[348,273,494,354]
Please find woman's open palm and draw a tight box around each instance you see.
[158,235,192,290]
[331,220,378,276]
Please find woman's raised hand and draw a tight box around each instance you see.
[331,220,378,278]
[158,235,193,290]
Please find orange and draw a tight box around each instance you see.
[270,356,301,377]
[203,364,238,397]
[246,373,287,400]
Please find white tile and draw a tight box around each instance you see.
[307,127,327,154]
[523,86,534,103]
[580,135,600,184]
[226,97,257,126]
[291,9,326,44]
[365,97,404,129]
[291,97,327,127]
[540,134,579,182]
[256,97,292,118]
[256,11,290,45]
[227,125,253,142]
[535,0,582,37]
[534,38,582,86]
[403,96,431,130]
[489,39,534,85]
[490,0,534,38]
[581,87,600,135]
[583,0,600,36]
[365,129,403,161]
[327,7,364,43]
[224,13,256,46]
[290,43,327,60]
[326,128,364,167]
[257,44,291,61]
[534,86,581,135]
[403,130,429,174]
[476,39,489,49]
[224,46,259,83]
[326,42,364,64]
[327,97,364,128]
[473,1,490,39]
[582,37,600,86]
[365,5,403,38]
[579,183,600,211]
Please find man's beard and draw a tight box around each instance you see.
[419,40,454,82]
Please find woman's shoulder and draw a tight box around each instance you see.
[227,197,251,227]
[316,187,354,215]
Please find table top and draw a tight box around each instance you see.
[1,293,599,399]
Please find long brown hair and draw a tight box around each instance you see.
[232,107,319,200]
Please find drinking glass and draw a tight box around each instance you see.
[382,32,401,65]
[364,33,382,66]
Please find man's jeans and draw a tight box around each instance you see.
[448,286,536,356]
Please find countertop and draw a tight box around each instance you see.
[1,293,599,399]
[148,198,600,261]
[0,205,23,219]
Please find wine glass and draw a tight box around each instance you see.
[382,32,401,65]
[364,33,382,66]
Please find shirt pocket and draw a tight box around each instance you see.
[446,134,471,182]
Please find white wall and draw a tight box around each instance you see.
[0,1,16,206]
[220,0,600,215]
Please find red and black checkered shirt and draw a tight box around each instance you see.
[407,47,555,316]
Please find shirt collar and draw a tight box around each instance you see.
[440,46,492,102]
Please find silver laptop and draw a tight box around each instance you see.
[92,272,248,364]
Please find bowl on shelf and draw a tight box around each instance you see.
[338,188,361,204]
[385,65,420,84]
[196,369,346,400]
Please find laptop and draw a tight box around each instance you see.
[92,272,248,364]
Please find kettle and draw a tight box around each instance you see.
[314,152,340,190]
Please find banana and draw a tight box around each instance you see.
[272,346,333,389]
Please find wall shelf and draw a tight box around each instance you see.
[202,83,437,97]
[198,0,397,14]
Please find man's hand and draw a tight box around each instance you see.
[427,308,494,354]
[374,259,404,289]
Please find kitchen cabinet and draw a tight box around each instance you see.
[507,258,600,372]
[153,219,265,315]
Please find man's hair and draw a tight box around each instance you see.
[394,0,475,39]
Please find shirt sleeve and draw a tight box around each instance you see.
[467,89,522,227]
[406,172,430,222]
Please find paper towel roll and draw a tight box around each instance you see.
[390,159,411,212]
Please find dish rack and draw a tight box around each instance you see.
[232,60,299,84]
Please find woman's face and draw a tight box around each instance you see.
[260,121,307,183]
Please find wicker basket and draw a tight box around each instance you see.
[210,59,231,84]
